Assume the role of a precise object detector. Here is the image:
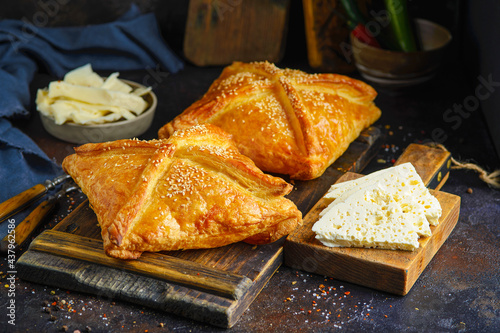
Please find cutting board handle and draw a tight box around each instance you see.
[394,143,451,190]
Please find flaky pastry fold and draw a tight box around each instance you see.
[62,124,302,259]
[158,61,381,180]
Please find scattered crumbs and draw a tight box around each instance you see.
[284,272,400,328]
[466,188,473,194]
[375,124,433,164]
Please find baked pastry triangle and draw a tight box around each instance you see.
[158,61,381,180]
[62,124,302,259]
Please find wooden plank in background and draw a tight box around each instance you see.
[184,0,290,66]
[302,0,355,73]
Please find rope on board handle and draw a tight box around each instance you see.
[426,143,500,189]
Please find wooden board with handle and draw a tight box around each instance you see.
[17,127,382,328]
[284,143,460,296]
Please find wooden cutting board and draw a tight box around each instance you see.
[17,127,381,328]
[284,144,460,296]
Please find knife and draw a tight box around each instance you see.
[0,174,71,224]
[0,181,79,252]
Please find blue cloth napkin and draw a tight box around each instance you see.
[0,120,61,237]
[0,4,183,119]
[0,5,183,234]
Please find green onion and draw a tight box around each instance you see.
[384,0,418,52]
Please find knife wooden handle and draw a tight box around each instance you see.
[0,184,47,223]
[0,199,56,252]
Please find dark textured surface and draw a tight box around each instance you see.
[1,60,499,332]
[1,2,499,332]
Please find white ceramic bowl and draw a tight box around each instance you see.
[40,79,157,144]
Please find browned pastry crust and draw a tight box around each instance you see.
[62,124,302,259]
[158,61,381,180]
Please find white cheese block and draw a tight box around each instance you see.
[314,186,426,251]
[322,163,441,226]
[324,166,392,200]
[312,163,442,251]
[313,200,421,251]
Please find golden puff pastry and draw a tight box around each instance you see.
[158,61,381,180]
[62,124,302,259]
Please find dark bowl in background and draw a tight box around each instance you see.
[350,18,452,87]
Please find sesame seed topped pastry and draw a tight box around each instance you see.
[158,61,381,180]
[62,124,302,259]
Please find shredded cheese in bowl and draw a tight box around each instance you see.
[36,64,152,125]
